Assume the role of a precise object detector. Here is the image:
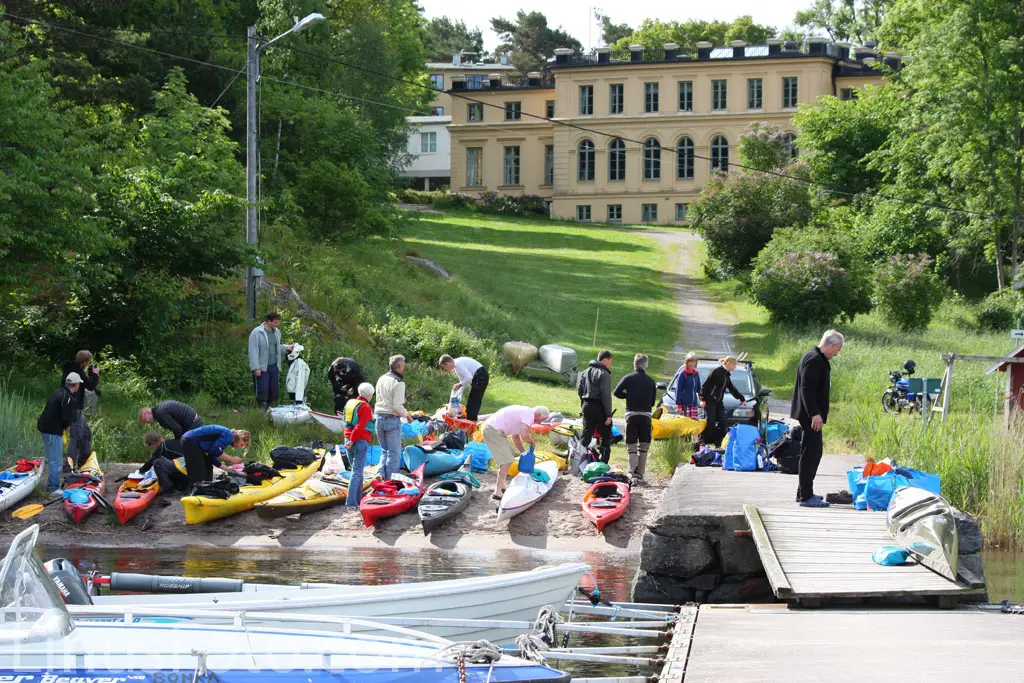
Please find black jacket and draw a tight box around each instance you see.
[60,360,99,410]
[791,347,831,424]
[37,387,77,436]
[152,400,201,439]
[577,360,613,415]
[700,365,745,405]
[327,357,365,398]
[139,438,185,473]
[613,370,657,414]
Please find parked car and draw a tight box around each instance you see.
[657,358,772,427]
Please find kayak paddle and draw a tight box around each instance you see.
[11,496,62,520]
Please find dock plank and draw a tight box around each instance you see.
[659,605,698,683]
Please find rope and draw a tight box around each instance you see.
[534,605,563,646]
[514,633,550,662]
[434,640,503,665]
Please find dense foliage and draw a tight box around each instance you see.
[873,253,945,331]
[751,228,873,325]
[423,16,485,61]
[490,11,582,73]
[609,17,775,60]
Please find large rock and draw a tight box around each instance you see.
[640,532,716,578]
[707,577,773,603]
[954,510,983,555]
[715,533,764,576]
[631,571,695,604]
[645,466,746,538]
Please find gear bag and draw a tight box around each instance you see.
[190,479,240,499]
[243,463,281,485]
[269,446,317,470]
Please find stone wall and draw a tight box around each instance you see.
[632,463,987,604]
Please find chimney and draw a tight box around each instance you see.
[452,53,462,66]
[629,44,644,63]
[500,54,510,66]
[663,42,679,60]
[527,71,542,86]
[451,76,466,91]
[767,38,783,56]
[807,37,827,55]
[487,73,502,89]
[782,40,798,52]
[729,40,747,58]
[596,47,611,64]
[835,42,851,61]
[883,51,902,70]
[854,45,877,62]
[554,47,573,66]
[696,41,713,59]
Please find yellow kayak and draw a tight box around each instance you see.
[254,467,377,520]
[182,458,321,525]
[651,415,706,440]
[507,450,567,477]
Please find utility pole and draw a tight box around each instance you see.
[245,25,260,322]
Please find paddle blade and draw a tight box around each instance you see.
[11,504,45,520]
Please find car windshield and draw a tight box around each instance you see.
[0,525,74,644]
[697,364,754,397]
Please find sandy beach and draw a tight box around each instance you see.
[10,462,668,553]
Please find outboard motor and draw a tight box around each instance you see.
[44,558,94,605]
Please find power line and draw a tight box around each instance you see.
[278,42,1010,221]
[0,12,246,40]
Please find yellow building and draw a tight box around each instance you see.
[447,40,889,224]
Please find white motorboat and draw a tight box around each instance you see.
[497,460,560,523]
[1,525,571,682]
[52,558,588,643]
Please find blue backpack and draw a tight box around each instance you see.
[724,424,763,472]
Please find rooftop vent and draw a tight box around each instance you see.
[629,44,644,63]
[883,51,902,70]
[767,38,783,56]
[487,73,502,89]
[527,71,542,86]
[451,76,466,91]
[729,40,747,58]
[696,41,713,60]
[596,46,611,64]
[663,42,679,61]
[835,41,851,60]
[554,47,573,65]
[782,40,798,52]
[807,37,827,55]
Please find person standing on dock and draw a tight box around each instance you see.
[791,330,844,508]
[438,354,489,422]
[374,355,409,480]
[578,350,614,464]
[613,353,657,482]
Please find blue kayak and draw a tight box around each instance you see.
[401,446,467,477]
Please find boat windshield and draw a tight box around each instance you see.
[0,525,74,644]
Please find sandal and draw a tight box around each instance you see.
[491,493,502,501]
[799,496,830,508]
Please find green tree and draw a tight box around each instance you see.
[872,0,1024,290]
[490,11,582,73]
[423,16,485,61]
[610,16,775,60]
[794,0,892,43]
[595,11,631,46]
[738,122,792,172]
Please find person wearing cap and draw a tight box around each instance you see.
[60,350,99,469]
[139,400,201,440]
[699,355,747,447]
[248,311,294,409]
[481,405,550,500]
[343,382,376,508]
[327,357,365,414]
[438,354,489,422]
[285,344,310,404]
[37,373,82,491]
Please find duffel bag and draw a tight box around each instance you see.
[269,446,317,470]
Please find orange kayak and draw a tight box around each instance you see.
[581,480,630,533]
[114,476,160,524]
[443,414,478,433]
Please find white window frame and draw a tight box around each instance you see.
[643,138,661,180]
[712,79,727,111]
[747,78,763,110]
[429,73,444,90]
[610,84,624,114]
[578,140,596,182]
[641,203,658,222]
[783,77,798,109]
[607,204,622,223]
[675,203,689,221]
[676,137,694,180]
[678,80,693,112]
[579,85,594,116]
[544,144,554,185]
[644,82,659,113]
[503,145,520,185]
[608,138,626,181]
[576,205,592,221]
[711,136,729,172]
[465,147,482,187]
[467,103,483,122]
[419,132,437,154]
[505,101,522,121]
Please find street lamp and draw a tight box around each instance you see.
[246,13,325,321]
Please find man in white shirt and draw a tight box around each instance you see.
[481,405,550,500]
[438,354,489,421]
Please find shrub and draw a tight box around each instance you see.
[873,253,945,331]
[750,228,873,325]
[398,189,447,204]
[372,314,500,370]
[432,192,475,210]
[977,290,1024,332]
[0,378,36,466]
[477,192,549,217]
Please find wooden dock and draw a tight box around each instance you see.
[667,604,1024,682]
[744,505,985,607]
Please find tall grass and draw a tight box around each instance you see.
[0,378,37,466]
[650,437,691,475]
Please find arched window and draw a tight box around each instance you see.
[578,139,595,182]
[710,135,729,172]
[676,137,694,180]
[608,138,626,181]
[781,132,798,160]
[643,137,661,180]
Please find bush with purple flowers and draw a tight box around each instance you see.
[751,228,873,325]
[873,253,945,331]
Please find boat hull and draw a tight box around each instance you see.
[886,485,959,582]
[114,478,160,524]
[496,461,559,523]
[418,480,471,533]
[87,563,590,644]
[63,452,103,524]
[255,471,374,519]
[181,458,322,525]
[360,464,425,526]
[0,460,42,512]
[402,446,466,477]
[310,410,347,433]
[507,451,566,478]
[651,415,706,440]
[582,480,630,533]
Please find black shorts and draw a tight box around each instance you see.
[625,414,652,444]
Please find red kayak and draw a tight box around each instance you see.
[114,475,160,524]
[63,452,104,525]
[582,480,631,533]
[443,414,478,433]
[360,464,426,527]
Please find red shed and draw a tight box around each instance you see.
[987,344,1024,427]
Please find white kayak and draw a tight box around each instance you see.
[1,526,570,683]
[496,460,559,523]
[310,409,346,433]
[76,561,588,643]
[268,403,313,425]
[0,459,43,513]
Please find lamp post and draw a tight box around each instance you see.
[246,13,325,320]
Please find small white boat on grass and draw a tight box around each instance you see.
[1,525,571,683]
[0,459,43,513]
[310,409,346,433]
[497,460,560,523]
[53,558,589,643]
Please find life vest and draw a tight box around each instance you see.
[344,398,375,434]
[173,457,188,475]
